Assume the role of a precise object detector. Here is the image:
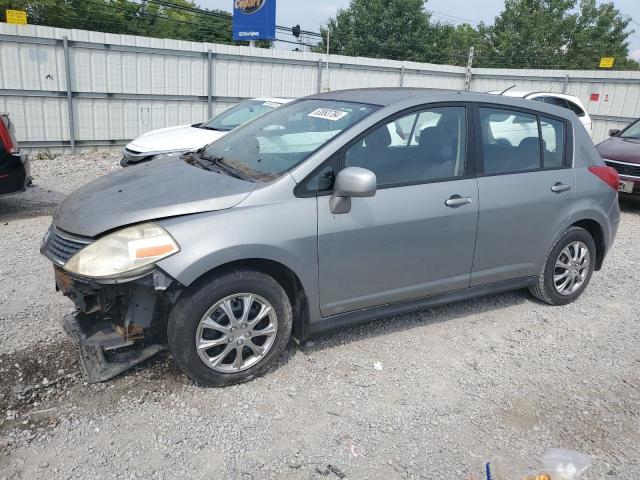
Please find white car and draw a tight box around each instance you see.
[121,97,294,166]
[489,90,592,138]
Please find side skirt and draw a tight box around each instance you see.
[308,276,537,336]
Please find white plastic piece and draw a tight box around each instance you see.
[542,448,592,480]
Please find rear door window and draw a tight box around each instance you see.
[479,107,567,174]
[480,108,540,173]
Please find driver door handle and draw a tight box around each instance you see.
[445,195,472,207]
[551,182,571,193]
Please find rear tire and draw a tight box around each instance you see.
[529,226,596,306]
[168,269,292,387]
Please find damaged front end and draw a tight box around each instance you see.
[42,226,182,382]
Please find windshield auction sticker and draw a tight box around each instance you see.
[308,108,349,121]
[262,101,282,108]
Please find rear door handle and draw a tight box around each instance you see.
[551,183,571,193]
[445,195,472,207]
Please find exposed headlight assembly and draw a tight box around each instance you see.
[64,223,179,279]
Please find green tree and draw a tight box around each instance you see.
[480,0,638,69]
[315,0,441,63]
[439,23,491,67]
[566,0,637,69]
[482,0,577,68]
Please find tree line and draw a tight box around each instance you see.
[0,0,235,44]
[1,0,638,70]
[318,0,639,70]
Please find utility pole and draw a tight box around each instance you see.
[464,46,474,91]
[325,28,331,91]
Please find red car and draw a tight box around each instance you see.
[596,118,640,196]
[0,113,30,196]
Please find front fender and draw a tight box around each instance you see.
[155,200,320,320]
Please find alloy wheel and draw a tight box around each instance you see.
[195,293,278,373]
[553,241,590,296]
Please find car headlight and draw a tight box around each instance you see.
[63,223,179,279]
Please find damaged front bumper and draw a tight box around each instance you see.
[62,312,165,383]
[53,266,181,382]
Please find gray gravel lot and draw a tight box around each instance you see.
[0,152,639,480]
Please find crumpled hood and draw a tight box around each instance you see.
[127,125,227,153]
[596,136,640,164]
[54,156,256,238]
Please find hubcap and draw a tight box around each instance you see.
[195,293,278,373]
[553,241,590,296]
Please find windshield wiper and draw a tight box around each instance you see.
[197,152,251,181]
[199,125,231,131]
[182,150,211,170]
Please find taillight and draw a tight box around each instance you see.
[0,117,16,154]
[588,166,619,191]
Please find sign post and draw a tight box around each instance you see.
[232,0,276,43]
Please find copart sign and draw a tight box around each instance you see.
[232,0,276,41]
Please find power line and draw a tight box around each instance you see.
[145,0,322,37]
[273,38,316,48]
[426,9,480,26]
[83,0,227,23]
[41,3,318,50]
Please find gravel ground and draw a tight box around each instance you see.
[0,152,639,480]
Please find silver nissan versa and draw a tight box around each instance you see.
[41,88,621,386]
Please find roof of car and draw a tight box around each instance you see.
[303,88,581,123]
[307,88,449,106]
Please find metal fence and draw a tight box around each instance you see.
[1,22,640,152]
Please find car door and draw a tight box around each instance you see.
[471,105,575,286]
[312,105,479,317]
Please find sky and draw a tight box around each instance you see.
[199,0,640,60]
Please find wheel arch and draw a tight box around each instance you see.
[179,258,311,342]
[570,218,606,270]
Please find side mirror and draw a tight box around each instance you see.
[329,167,376,214]
[609,128,620,137]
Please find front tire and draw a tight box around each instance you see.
[529,226,596,306]
[168,269,292,386]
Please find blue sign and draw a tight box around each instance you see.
[232,0,276,41]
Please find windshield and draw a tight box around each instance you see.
[198,99,379,181]
[200,100,282,131]
[620,119,640,139]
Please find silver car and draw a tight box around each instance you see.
[41,88,621,386]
